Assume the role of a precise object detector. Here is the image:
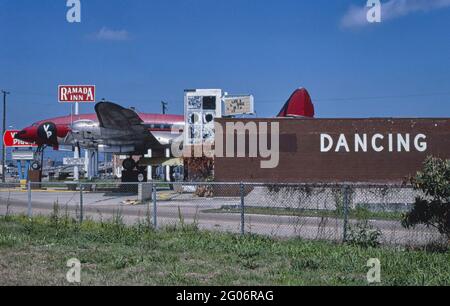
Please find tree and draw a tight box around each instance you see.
[402,156,450,240]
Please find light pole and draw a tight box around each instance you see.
[161,101,168,114]
[1,90,10,183]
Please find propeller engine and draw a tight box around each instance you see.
[37,122,58,145]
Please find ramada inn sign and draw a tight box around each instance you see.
[58,85,95,103]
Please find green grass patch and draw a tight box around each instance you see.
[0,215,448,286]
[204,206,403,221]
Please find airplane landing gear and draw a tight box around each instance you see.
[33,145,45,170]
[122,158,136,171]
[121,157,147,183]
[31,160,41,171]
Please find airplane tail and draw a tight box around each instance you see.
[277,88,315,118]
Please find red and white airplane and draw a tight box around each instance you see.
[16,102,184,170]
[15,88,314,170]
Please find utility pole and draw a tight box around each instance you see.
[1,90,10,183]
[161,101,168,114]
[74,102,80,181]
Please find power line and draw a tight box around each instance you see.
[256,91,450,104]
[6,89,450,106]
[9,89,180,103]
[315,91,450,102]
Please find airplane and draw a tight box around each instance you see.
[15,102,185,171]
[15,88,315,172]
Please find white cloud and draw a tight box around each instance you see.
[91,27,130,41]
[341,0,450,28]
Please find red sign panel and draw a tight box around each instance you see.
[3,130,37,148]
[58,85,96,103]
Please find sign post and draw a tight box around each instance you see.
[58,85,96,181]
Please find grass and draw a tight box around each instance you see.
[204,206,403,221]
[0,215,449,286]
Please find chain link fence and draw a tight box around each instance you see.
[0,181,444,246]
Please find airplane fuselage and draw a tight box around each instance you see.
[16,112,185,155]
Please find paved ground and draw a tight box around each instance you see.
[0,188,442,246]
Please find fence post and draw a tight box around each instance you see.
[152,182,157,229]
[146,183,152,228]
[342,185,349,242]
[240,182,245,235]
[79,182,83,223]
[27,181,32,218]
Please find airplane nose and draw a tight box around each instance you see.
[14,130,27,141]
[15,127,37,142]
[15,130,26,139]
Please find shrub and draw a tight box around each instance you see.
[346,221,382,248]
[402,157,450,241]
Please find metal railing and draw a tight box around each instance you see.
[0,181,444,246]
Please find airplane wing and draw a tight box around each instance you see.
[95,101,162,147]
[96,102,144,129]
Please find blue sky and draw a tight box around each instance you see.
[1,0,450,133]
